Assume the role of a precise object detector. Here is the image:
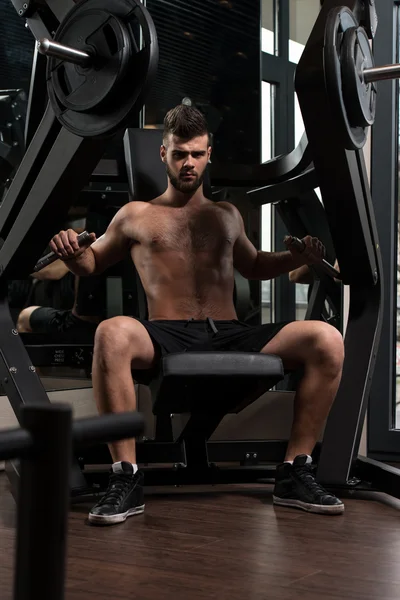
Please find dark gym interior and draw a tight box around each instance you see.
[1,1,400,599]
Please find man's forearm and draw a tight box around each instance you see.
[289,264,313,285]
[249,250,305,280]
[64,247,97,276]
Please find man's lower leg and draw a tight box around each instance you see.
[88,354,144,525]
[92,357,138,465]
[274,354,344,515]
[285,361,342,461]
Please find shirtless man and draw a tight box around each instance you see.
[50,105,345,525]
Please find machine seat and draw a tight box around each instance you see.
[151,351,284,415]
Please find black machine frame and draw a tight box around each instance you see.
[294,0,389,492]
[1,0,400,505]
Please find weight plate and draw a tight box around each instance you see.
[51,13,132,113]
[341,26,376,129]
[47,0,158,138]
[324,6,368,150]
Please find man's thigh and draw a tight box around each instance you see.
[261,320,342,369]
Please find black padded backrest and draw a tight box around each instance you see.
[124,128,213,201]
[124,129,166,201]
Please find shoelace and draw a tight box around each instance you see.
[99,474,134,507]
[294,465,330,497]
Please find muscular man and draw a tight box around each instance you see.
[50,105,345,525]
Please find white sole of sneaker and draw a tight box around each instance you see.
[88,504,145,525]
[272,496,344,515]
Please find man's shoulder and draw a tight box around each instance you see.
[127,200,153,211]
[215,201,242,220]
[215,200,238,212]
[117,200,153,219]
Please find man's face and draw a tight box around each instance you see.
[161,134,211,193]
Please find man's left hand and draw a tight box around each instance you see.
[285,235,326,266]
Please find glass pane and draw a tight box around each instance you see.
[296,283,308,320]
[0,1,34,93]
[261,82,274,323]
[262,0,276,55]
[294,92,304,147]
[289,0,320,63]
[262,81,273,163]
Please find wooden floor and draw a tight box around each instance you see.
[1,473,400,600]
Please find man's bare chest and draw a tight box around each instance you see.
[135,208,239,253]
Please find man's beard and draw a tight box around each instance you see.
[166,164,204,193]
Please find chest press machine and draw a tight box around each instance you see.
[2,0,400,503]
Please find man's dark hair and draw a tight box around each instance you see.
[163,104,210,145]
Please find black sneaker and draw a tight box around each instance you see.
[88,462,145,525]
[273,454,344,515]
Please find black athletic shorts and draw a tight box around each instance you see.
[131,317,289,384]
[29,307,98,335]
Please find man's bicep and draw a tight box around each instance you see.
[90,214,131,273]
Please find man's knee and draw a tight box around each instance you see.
[309,321,344,374]
[93,317,154,370]
[16,306,39,333]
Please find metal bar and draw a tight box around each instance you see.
[0,428,32,461]
[312,260,341,279]
[363,63,400,83]
[72,412,145,447]
[25,14,53,42]
[25,47,49,148]
[13,404,72,600]
[0,412,145,463]
[0,287,55,420]
[79,440,184,465]
[145,464,277,485]
[0,103,59,236]
[305,279,324,320]
[84,464,279,488]
[0,128,107,279]
[278,0,289,62]
[273,212,296,324]
[317,274,382,484]
[354,456,400,499]
[37,38,92,67]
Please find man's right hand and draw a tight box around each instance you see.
[49,229,96,262]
